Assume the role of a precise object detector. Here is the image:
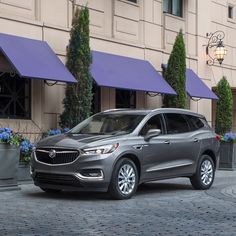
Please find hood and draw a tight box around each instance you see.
[36,133,128,149]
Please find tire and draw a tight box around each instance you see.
[190,155,215,190]
[109,158,138,200]
[40,188,62,194]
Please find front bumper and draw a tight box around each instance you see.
[31,150,116,192]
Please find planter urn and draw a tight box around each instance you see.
[219,142,236,170]
[0,143,20,188]
[17,162,32,182]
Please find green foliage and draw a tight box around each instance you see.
[60,7,93,128]
[163,30,187,108]
[215,76,233,134]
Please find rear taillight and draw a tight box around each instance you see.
[215,135,221,141]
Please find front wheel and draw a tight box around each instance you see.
[190,155,215,190]
[109,158,138,200]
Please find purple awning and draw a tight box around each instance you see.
[0,33,76,83]
[162,64,218,100]
[186,69,218,100]
[91,51,176,95]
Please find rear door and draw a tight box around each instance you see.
[159,113,201,176]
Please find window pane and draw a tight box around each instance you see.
[163,0,170,13]
[185,115,204,131]
[172,0,182,17]
[71,114,144,135]
[228,6,233,19]
[0,73,31,119]
[127,0,137,3]
[165,113,189,134]
[140,115,163,136]
[116,89,136,108]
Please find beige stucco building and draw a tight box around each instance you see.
[0,0,235,141]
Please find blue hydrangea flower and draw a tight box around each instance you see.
[4,128,11,134]
[0,132,10,141]
[48,129,62,136]
[63,128,70,133]
[20,139,34,153]
[223,133,236,142]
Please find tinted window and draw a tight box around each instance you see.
[165,113,189,134]
[70,113,145,135]
[185,115,204,131]
[140,115,163,136]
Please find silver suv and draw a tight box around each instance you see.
[31,108,220,199]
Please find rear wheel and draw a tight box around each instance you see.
[40,188,62,194]
[190,155,215,190]
[109,158,138,200]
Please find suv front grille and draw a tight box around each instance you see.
[35,148,79,165]
[35,173,82,187]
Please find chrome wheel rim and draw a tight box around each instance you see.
[118,164,136,195]
[201,160,213,186]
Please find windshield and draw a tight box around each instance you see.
[70,113,145,135]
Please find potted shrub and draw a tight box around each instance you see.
[218,133,236,170]
[18,139,35,181]
[0,127,21,188]
[215,77,234,170]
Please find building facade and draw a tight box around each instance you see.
[0,0,235,141]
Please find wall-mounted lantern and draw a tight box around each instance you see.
[206,31,227,65]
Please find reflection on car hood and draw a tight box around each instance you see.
[36,133,127,149]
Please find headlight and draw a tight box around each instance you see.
[81,143,119,155]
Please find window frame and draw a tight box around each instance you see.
[163,0,183,18]
[164,113,190,134]
[0,73,31,120]
[228,4,234,20]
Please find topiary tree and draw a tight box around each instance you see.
[215,76,233,134]
[60,7,92,128]
[163,29,186,108]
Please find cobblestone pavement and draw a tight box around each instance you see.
[0,170,236,236]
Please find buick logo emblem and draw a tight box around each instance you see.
[48,149,56,158]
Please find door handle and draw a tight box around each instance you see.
[164,140,170,144]
[193,138,199,143]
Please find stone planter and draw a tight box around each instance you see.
[17,162,32,182]
[219,142,236,170]
[0,143,20,188]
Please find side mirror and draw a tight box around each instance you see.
[144,129,161,141]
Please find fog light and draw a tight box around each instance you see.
[80,169,103,177]
[75,169,104,180]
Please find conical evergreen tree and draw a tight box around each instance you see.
[215,76,233,134]
[163,30,186,108]
[60,7,92,128]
